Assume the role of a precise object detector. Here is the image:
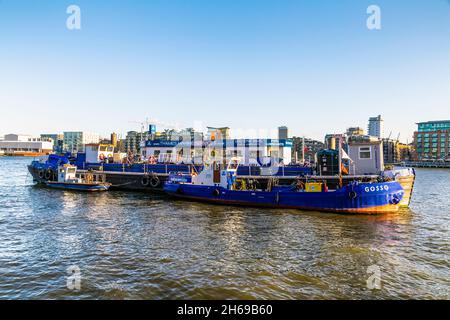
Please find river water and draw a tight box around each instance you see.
[0,157,448,299]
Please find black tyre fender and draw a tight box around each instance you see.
[390,193,401,205]
[349,191,358,199]
[38,169,45,180]
[141,175,150,187]
[150,175,160,188]
[44,169,54,181]
[212,189,220,197]
[176,186,184,195]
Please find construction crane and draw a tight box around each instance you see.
[128,118,152,146]
[129,118,149,133]
[128,117,151,136]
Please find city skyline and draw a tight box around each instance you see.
[1,115,446,144]
[1,1,450,142]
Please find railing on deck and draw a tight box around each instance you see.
[388,161,450,168]
[82,162,314,177]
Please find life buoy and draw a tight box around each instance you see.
[296,181,305,190]
[44,169,54,181]
[349,191,358,199]
[141,175,150,187]
[212,189,220,197]
[150,175,160,188]
[99,154,106,161]
[38,169,45,179]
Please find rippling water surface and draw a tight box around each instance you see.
[0,157,448,299]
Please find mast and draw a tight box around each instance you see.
[338,138,343,188]
[302,136,305,164]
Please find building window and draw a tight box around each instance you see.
[359,147,372,159]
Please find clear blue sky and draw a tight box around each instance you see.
[1,0,449,142]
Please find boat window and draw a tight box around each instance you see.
[359,147,372,159]
[68,168,76,174]
[100,146,107,152]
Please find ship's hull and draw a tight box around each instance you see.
[28,161,415,210]
[396,173,415,207]
[45,182,110,192]
[4,151,50,157]
[164,181,405,214]
[383,168,416,207]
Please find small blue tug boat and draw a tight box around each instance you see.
[45,164,111,192]
[164,158,405,214]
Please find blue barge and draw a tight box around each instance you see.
[28,150,416,211]
[164,182,404,214]
[28,154,313,191]
[164,158,406,214]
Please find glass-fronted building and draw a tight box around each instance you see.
[40,134,64,153]
[63,132,100,153]
[414,120,450,160]
[368,115,384,138]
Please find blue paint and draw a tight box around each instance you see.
[30,154,69,171]
[164,181,405,214]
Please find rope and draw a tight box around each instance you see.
[111,179,141,187]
